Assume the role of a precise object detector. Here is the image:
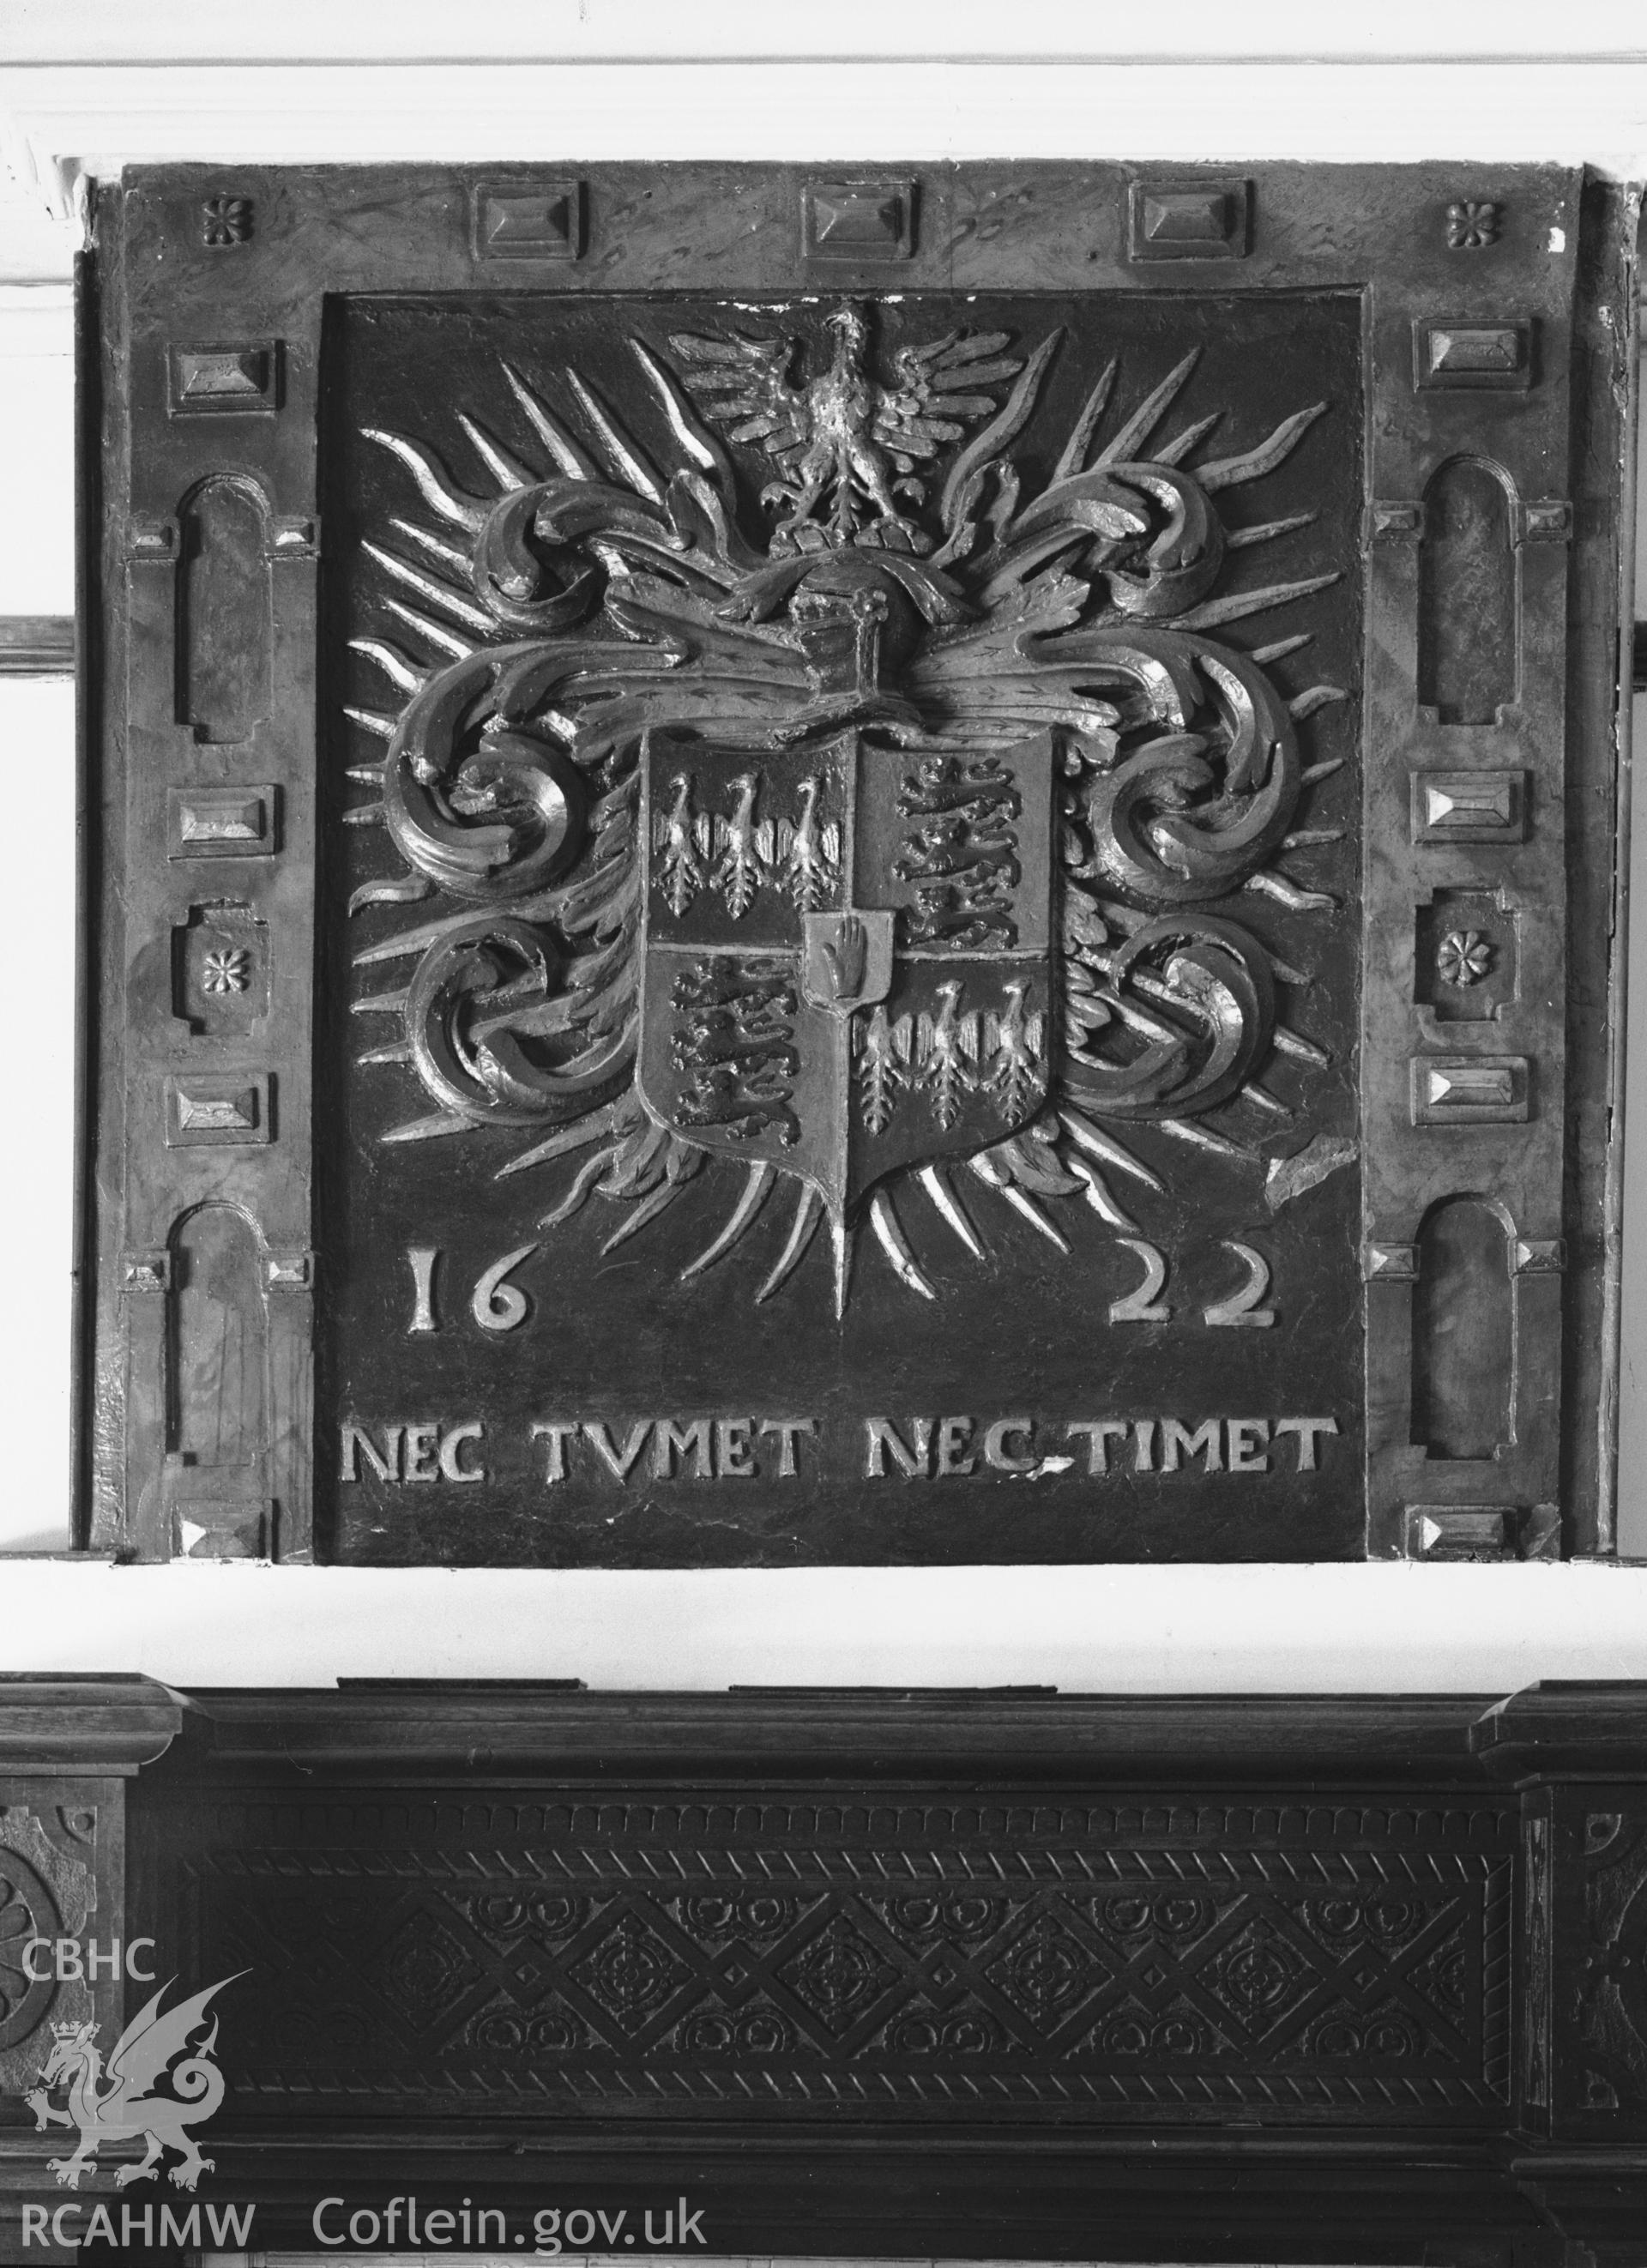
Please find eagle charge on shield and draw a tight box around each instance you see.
[347,293,1346,1312]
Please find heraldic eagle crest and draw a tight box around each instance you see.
[344,302,1346,1312]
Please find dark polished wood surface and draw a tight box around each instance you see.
[81,163,1634,1569]
[3,1679,1647,2261]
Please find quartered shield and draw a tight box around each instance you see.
[639,728,1055,1223]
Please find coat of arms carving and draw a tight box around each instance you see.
[345,300,1343,1310]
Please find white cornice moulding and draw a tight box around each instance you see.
[3,60,1647,238]
[5,0,1647,66]
[12,0,1647,65]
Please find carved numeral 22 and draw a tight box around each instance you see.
[1107,1237,1277,1327]
[1203,1240,1276,1329]
[1109,1239,1172,1324]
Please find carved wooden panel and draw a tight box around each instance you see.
[160,1791,1513,2122]
[320,285,1362,1565]
[0,1807,99,2099]
[37,1678,1630,2262]
[1542,1789,1647,2135]
[83,165,1632,1563]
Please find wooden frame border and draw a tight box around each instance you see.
[75,160,1634,1562]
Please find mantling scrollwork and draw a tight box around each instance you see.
[344,303,1347,1307]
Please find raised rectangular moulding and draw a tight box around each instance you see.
[1127,178,1252,261]
[1366,498,1426,543]
[120,1249,170,1294]
[125,516,177,563]
[167,341,281,415]
[1410,769,1528,845]
[1514,1237,1566,1275]
[173,1503,269,1559]
[1410,1053,1530,1125]
[167,785,275,858]
[801,178,914,261]
[471,179,583,262]
[1406,1504,1562,1560]
[1521,497,1573,542]
[164,1071,271,1147]
[1405,1505,1514,1559]
[1414,317,1534,389]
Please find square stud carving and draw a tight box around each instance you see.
[174,1504,269,1559]
[1405,1506,1514,1560]
[121,1249,171,1295]
[1519,497,1572,543]
[472,179,583,262]
[1366,498,1425,545]
[125,517,178,563]
[1512,1238,1566,1276]
[1413,318,1533,390]
[167,341,281,416]
[165,1072,271,1147]
[1127,179,1252,262]
[1363,1240,1421,1282]
[1410,1054,1530,1125]
[1407,1505,1560,1560]
[801,178,914,262]
[1410,769,1527,847]
[268,514,320,558]
[168,786,276,859]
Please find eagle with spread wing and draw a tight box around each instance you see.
[667,304,1024,554]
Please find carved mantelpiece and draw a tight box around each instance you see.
[5,1679,1647,2259]
[0,1678,182,2219]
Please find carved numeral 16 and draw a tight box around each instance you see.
[405,1245,538,1335]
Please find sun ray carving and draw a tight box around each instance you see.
[344,302,1348,1307]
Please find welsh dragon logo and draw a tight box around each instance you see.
[344,300,1344,1311]
[24,1975,238,2191]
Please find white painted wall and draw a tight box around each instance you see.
[0,5,1644,1689]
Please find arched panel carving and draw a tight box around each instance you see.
[1417,457,1518,725]
[166,1203,267,1472]
[1410,1195,1514,1460]
[176,475,274,745]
